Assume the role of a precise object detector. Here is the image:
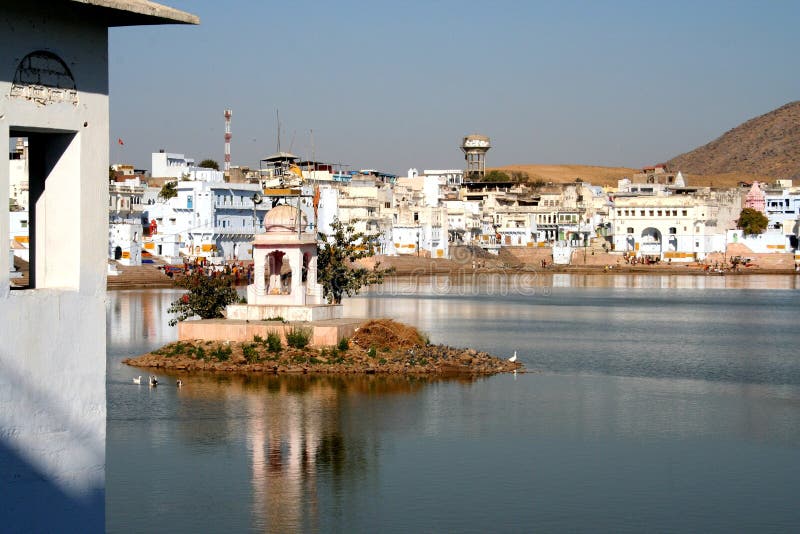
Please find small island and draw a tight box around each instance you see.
[125,208,521,377]
[124,319,522,376]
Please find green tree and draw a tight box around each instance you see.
[317,219,390,304]
[737,207,769,235]
[530,177,547,189]
[158,181,178,200]
[482,170,511,182]
[509,170,530,183]
[167,272,239,326]
[199,159,220,170]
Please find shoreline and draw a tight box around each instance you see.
[105,262,799,291]
[124,339,522,376]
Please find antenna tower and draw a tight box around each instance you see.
[223,109,232,172]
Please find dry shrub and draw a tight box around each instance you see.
[351,319,427,350]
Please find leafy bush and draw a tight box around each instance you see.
[193,345,206,360]
[337,337,350,351]
[253,334,264,344]
[286,326,312,349]
[317,219,391,304]
[266,331,283,353]
[242,343,259,363]
[737,207,769,235]
[211,344,232,361]
[167,272,239,326]
[158,181,177,200]
[367,346,377,358]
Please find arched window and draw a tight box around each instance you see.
[11,50,78,105]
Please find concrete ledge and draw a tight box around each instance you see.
[226,303,342,322]
[178,318,361,347]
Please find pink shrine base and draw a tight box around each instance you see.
[178,318,362,347]
[226,303,342,322]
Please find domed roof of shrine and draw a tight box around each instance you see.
[264,204,307,233]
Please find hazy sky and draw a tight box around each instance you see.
[109,0,800,175]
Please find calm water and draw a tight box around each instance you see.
[107,274,800,533]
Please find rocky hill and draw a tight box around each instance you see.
[668,101,800,181]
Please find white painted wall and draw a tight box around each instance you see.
[0,7,109,530]
[727,229,791,253]
[109,221,143,266]
[0,3,195,530]
[9,151,28,210]
[151,151,223,182]
[9,210,30,262]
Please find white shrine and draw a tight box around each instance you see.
[226,204,343,322]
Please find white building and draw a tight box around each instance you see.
[443,199,481,244]
[144,178,273,262]
[424,169,463,187]
[109,176,146,217]
[108,176,147,266]
[109,221,142,265]
[9,210,30,263]
[8,137,28,211]
[763,185,800,250]
[151,150,223,181]
[0,2,197,530]
[610,192,731,261]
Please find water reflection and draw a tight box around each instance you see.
[107,285,800,532]
[139,372,476,533]
[107,289,182,353]
[372,272,800,294]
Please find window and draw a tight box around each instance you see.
[627,227,634,234]
[640,210,645,216]
[657,210,662,217]
[669,227,677,234]
[682,210,687,216]
[649,210,654,217]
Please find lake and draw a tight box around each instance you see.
[107,274,800,532]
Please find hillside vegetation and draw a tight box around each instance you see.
[494,101,800,188]
[492,164,636,187]
[668,101,800,182]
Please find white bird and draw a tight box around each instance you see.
[132,376,142,385]
[176,379,183,388]
[508,351,517,363]
[149,375,158,387]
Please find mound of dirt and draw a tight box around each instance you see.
[352,319,427,350]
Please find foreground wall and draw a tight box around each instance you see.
[0,6,108,530]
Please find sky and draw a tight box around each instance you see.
[109,0,800,175]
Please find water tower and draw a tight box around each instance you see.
[461,134,491,180]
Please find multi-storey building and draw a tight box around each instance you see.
[144,176,271,262]
[610,190,738,261]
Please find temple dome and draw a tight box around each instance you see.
[264,204,307,233]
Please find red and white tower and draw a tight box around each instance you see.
[223,109,232,172]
